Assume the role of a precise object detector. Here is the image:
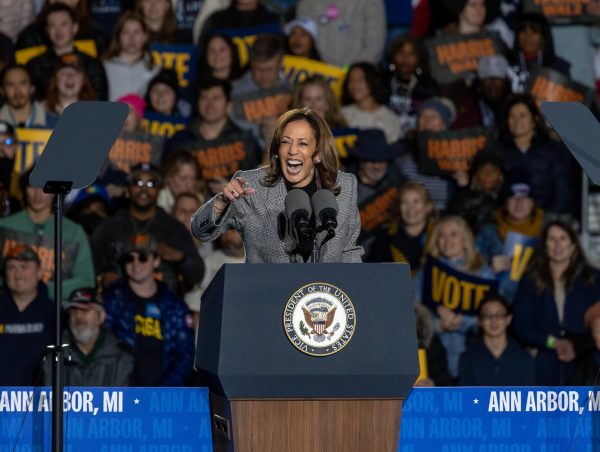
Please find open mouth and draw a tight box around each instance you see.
[286,160,302,176]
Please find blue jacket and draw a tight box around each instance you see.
[496,136,573,215]
[103,279,195,386]
[513,269,600,385]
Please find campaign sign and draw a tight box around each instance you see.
[523,0,600,24]
[15,40,98,65]
[210,23,281,67]
[418,128,491,176]
[497,232,537,302]
[0,387,212,451]
[141,112,189,138]
[332,127,360,160]
[527,67,596,108]
[421,255,498,316]
[14,128,53,174]
[425,32,504,85]
[400,387,600,451]
[151,43,199,103]
[232,86,292,123]
[281,55,346,99]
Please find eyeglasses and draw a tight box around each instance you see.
[480,313,508,321]
[121,253,149,264]
[131,179,158,188]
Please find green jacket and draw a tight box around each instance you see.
[0,210,95,304]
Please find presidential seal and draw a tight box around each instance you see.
[283,282,356,356]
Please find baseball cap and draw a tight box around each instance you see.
[4,244,40,267]
[284,17,318,41]
[120,233,159,258]
[66,287,103,310]
[127,162,162,185]
[477,55,509,80]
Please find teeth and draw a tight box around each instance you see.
[287,160,301,166]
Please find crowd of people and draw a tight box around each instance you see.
[0,0,599,388]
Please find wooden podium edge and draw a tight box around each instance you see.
[210,393,403,452]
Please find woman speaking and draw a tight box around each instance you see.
[191,108,363,263]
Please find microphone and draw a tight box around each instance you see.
[311,189,338,233]
[284,189,312,239]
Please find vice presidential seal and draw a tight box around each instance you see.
[283,282,356,356]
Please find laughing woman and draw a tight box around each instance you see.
[191,108,363,263]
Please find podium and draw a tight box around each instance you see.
[195,263,418,452]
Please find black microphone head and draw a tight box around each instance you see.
[311,189,338,221]
[285,189,312,222]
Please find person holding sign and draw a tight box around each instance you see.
[458,293,535,386]
[413,215,495,380]
[512,221,600,385]
[507,13,570,94]
[103,12,161,101]
[191,107,363,263]
[496,95,573,215]
[341,62,402,144]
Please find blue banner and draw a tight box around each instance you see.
[400,387,600,451]
[151,43,200,104]
[141,112,190,138]
[0,387,212,451]
[422,255,499,316]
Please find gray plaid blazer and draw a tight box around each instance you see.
[191,167,363,263]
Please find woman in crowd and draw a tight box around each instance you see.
[283,17,320,61]
[508,12,570,94]
[103,12,161,101]
[292,76,347,130]
[197,34,244,86]
[368,182,436,273]
[135,0,180,44]
[45,57,97,116]
[191,108,363,263]
[513,220,600,385]
[459,293,536,386]
[144,68,191,117]
[341,62,402,144]
[445,0,487,35]
[158,150,201,213]
[386,35,438,136]
[414,215,495,380]
[496,95,572,216]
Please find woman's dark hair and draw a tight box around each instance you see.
[513,12,557,66]
[477,292,511,316]
[388,34,430,76]
[341,62,388,106]
[262,108,340,194]
[500,94,548,144]
[526,220,596,293]
[197,34,243,85]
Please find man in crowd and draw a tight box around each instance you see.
[0,170,95,303]
[92,163,204,292]
[0,64,56,128]
[200,0,280,40]
[44,287,133,386]
[231,34,292,143]
[165,79,261,196]
[347,129,406,258]
[103,234,195,386]
[26,3,108,100]
[0,244,53,385]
